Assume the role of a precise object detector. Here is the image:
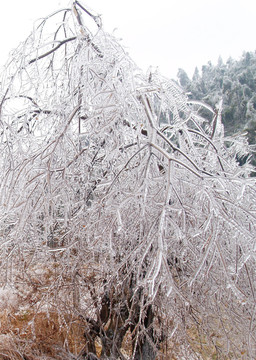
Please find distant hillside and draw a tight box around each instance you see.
[177,51,256,165]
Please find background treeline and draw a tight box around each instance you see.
[177,51,256,166]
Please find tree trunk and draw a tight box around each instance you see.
[134,305,156,360]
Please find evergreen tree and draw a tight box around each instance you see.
[178,51,256,167]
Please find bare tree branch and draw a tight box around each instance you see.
[29,36,77,64]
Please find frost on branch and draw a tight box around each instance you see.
[0,2,256,359]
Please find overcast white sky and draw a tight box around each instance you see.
[0,0,255,79]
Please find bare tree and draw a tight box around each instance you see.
[0,2,255,359]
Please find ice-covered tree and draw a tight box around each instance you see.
[0,2,255,359]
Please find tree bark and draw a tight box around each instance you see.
[133,305,156,360]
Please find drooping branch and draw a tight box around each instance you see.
[28,36,77,64]
[74,0,102,29]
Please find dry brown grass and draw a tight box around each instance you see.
[0,260,249,359]
[0,309,88,359]
[0,307,249,359]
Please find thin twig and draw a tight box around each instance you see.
[29,37,77,64]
